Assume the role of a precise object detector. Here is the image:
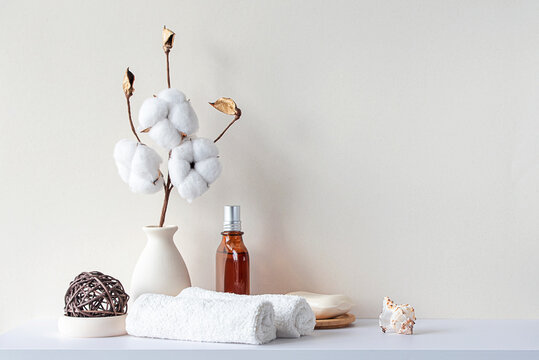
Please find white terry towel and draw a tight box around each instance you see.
[126,294,276,345]
[179,287,316,338]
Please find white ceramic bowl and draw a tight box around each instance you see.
[287,291,354,319]
[58,314,127,337]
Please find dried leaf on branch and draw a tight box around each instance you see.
[209,97,240,116]
[211,98,242,143]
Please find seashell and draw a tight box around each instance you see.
[287,291,354,320]
[379,296,416,335]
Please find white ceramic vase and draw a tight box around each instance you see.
[130,225,191,300]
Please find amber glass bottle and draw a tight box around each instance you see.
[216,205,250,294]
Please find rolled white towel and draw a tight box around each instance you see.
[179,287,316,338]
[126,294,276,345]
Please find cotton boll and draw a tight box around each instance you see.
[155,88,198,135]
[169,141,195,187]
[113,139,138,183]
[138,97,168,130]
[157,88,187,109]
[114,139,138,167]
[147,120,182,150]
[128,145,163,194]
[168,137,221,202]
[195,157,222,184]
[113,140,164,194]
[177,170,209,202]
[130,144,162,179]
[129,172,164,194]
[169,101,199,135]
[116,163,131,184]
[192,138,219,162]
[170,140,194,163]
[168,156,191,187]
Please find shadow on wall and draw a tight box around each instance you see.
[203,31,334,296]
[234,114,319,295]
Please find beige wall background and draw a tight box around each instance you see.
[1,0,538,332]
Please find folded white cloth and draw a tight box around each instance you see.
[179,287,316,338]
[126,294,276,345]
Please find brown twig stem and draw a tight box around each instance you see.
[165,51,171,88]
[157,45,173,227]
[126,96,141,143]
[214,109,242,143]
[159,174,173,227]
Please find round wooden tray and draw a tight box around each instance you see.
[315,313,356,329]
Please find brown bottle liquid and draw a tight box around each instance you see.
[216,206,250,294]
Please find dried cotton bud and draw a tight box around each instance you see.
[162,26,175,52]
[123,68,135,98]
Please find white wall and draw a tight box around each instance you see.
[1,0,538,333]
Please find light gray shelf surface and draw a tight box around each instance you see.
[1,318,538,359]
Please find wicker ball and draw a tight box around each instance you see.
[64,271,129,317]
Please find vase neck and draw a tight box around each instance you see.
[143,225,178,242]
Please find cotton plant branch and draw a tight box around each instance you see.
[210,98,242,143]
[117,26,243,228]
[159,26,177,227]
[122,68,141,143]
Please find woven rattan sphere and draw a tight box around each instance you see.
[64,271,129,317]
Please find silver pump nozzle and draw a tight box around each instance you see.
[223,205,241,231]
